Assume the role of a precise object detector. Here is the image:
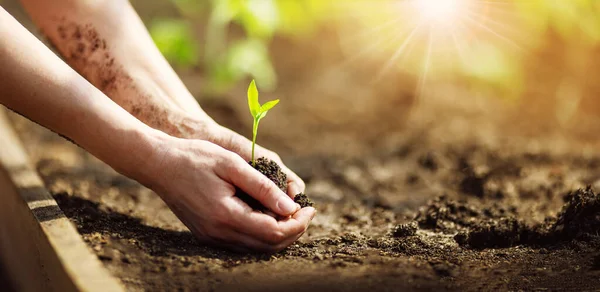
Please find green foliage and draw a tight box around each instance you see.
[151,0,600,98]
[156,0,336,92]
[210,39,276,92]
[247,80,279,166]
[149,19,199,67]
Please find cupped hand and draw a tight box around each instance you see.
[140,136,316,252]
[206,124,306,198]
[145,106,306,199]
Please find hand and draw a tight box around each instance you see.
[210,125,306,197]
[138,135,316,252]
[175,115,306,199]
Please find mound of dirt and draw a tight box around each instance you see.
[236,157,287,211]
[236,157,314,212]
[293,193,314,208]
[454,217,534,248]
[392,221,418,237]
[414,195,516,233]
[451,186,600,248]
[550,186,600,241]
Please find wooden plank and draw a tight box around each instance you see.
[0,108,123,292]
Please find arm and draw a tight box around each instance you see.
[18,0,306,196]
[0,7,315,252]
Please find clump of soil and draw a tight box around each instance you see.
[235,157,314,212]
[550,186,600,241]
[454,217,533,248]
[392,221,418,237]
[414,195,515,233]
[294,193,314,208]
[452,186,600,248]
[414,195,537,248]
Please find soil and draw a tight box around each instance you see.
[0,264,14,292]
[2,1,600,290]
[294,193,314,209]
[8,110,600,291]
[236,157,313,212]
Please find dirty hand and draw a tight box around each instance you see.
[180,117,306,199]
[139,136,316,252]
[211,124,306,197]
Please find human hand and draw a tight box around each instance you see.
[138,135,316,252]
[211,125,306,197]
[173,115,306,199]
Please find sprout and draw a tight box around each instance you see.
[247,80,279,167]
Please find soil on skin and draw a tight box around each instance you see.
[236,157,314,211]
[3,1,600,290]
[9,111,600,292]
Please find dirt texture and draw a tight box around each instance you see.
[236,157,313,212]
[294,193,314,208]
[3,0,600,291]
[8,110,600,292]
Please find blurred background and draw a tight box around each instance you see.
[2,0,600,156]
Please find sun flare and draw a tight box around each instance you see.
[336,0,526,100]
[413,0,466,24]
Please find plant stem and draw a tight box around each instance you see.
[251,118,259,167]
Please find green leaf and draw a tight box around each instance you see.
[247,80,260,117]
[260,99,279,112]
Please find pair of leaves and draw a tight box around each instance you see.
[248,80,279,121]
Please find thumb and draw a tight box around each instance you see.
[218,155,300,216]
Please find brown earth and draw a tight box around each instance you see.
[0,264,14,292]
[236,157,314,212]
[8,109,600,291]
[2,1,600,291]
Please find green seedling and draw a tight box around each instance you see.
[247,80,279,167]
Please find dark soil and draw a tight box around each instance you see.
[453,186,600,248]
[10,111,600,291]
[0,264,14,292]
[294,193,314,208]
[552,186,600,241]
[3,0,600,290]
[235,157,286,211]
[392,221,418,237]
[236,157,314,212]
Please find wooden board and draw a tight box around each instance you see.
[0,109,123,292]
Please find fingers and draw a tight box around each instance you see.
[196,197,315,253]
[217,155,300,216]
[212,129,306,198]
[226,196,316,246]
[253,146,305,198]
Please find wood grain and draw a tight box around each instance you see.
[0,108,123,292]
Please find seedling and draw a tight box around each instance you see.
[247,80,279,167]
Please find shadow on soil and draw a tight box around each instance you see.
[53,193,273,261]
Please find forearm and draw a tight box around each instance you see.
[18,0,214,137]
[0,7,163,184]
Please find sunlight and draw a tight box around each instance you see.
[413,0,466,24]
[333,0,527,96]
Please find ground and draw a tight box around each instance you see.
[2,1,600,290]
[8,106,600,291]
